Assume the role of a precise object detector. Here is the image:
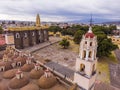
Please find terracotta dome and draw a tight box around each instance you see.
[3,69,17,79]
[38,75,57,89]
[14,56,27,66]
[30,69,44,79]
[9,76,29,89]
[20,83,39,90]
[0,82,9,90]
[21,63,34,72]
[0,61,12,71]
[85,32,94,38]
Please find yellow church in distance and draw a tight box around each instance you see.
[5,14,49,49]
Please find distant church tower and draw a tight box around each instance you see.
[36,14,41,27]
[74,17,97,90]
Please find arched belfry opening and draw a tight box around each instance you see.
[80,64,85,72]
[88,51,92,58]
[83,50,86,59]
[90,42,92,46]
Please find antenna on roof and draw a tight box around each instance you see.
[89,14,94,26]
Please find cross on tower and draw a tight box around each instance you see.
[89,14,94,26]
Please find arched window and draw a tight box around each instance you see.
[83,50,86,58]
[32,32,35,36]
[16,33,20,38]
[24,33,27,38]
[90,42,92,46]
[89,51,92,58]
[80,64,85,72]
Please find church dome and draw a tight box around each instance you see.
[3,69,17,79]
[0,61,12,71]
[38,75,57,89]
[9,76,29,89]
[21,63,34,72]
[85,32,94,38]
[20,83,39,90]
[30,69,44,79]
[85,26,94,38]
[14,56,26,65]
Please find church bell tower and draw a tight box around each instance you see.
[36,14,41,27]
[74,17,97,90]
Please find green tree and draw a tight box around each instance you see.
[0,26,3,34]
[48,26,62,34]
[73,30,85,44]
[59,39,70,49]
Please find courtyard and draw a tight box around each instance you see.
[21,37,119,86]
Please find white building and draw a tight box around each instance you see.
[74,26,97,90]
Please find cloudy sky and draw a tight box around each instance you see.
[0,0,120,23]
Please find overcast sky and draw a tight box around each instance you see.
[0,0,120,22]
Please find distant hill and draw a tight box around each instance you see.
[102,21,120,25]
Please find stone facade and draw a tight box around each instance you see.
[5,14,49,49]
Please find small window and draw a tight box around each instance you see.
[80,64,85,72]
[32,32,35,36]
[85,41,87,44]
[16,33,20,38]
[24,33,27,38]
[90,42,92,46]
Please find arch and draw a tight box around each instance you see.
[88,51,92,58]
[24,33,27,38]
[80,64,85,72]
[85,41,87,44]
[32,32,35,36]
[16,33,20,38]
[83,50,86,58]
[90,42,92,46]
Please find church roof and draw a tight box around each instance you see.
[85,32,94,38]
[20,83,39,90]
[30,69,44,79]
[38,75,57,89]
[8,25,49,31]
[21,63,34,72]
[3,69,17,79]
[85,26,95,38]
[9,76,29,89]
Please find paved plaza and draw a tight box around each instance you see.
[34,43,78,70]
[109,64,120,89]
[21,36,61,53]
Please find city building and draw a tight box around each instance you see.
[5,14,49,49]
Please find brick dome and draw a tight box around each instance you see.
[85,32,94,38]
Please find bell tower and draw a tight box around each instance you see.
[74,16,97,90]
[36,14,41,27]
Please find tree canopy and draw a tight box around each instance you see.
[0,26,3,34]
[59,38,70,49]
[48,26,62,34]
[73,30,85,44]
